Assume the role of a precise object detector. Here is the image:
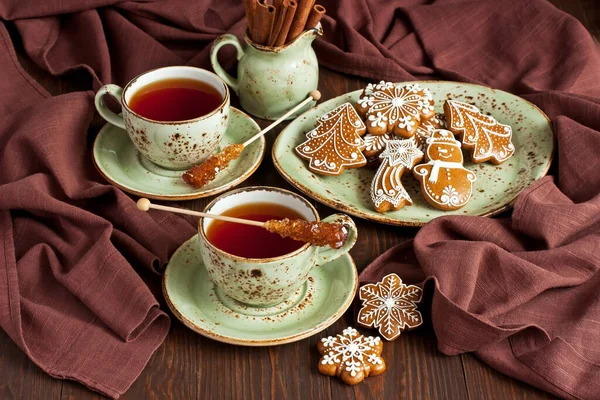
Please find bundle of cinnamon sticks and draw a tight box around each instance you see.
[243,0,326,47]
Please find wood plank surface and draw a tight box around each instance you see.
[0,1,597,399]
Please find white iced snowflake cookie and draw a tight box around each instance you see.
[317,326,386,385]
[356,81,435,138]
[357,273,423,341]
[413,129,477,211]
[371,138,424,213]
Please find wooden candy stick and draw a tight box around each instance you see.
[274,0,297,47]
[182,90,321,189]
[136,197,348,249]
[253,1,276,45]
[304,4,326,30]
[136,198,263,227]
[286,0,314,43]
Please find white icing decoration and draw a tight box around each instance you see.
[319,327,382,375]
[413,131,477,209]
[363,134,392,153]
[295,103,366,174]
[342,327,358,336]
[446,100,514,163]
[371,139,423,210]
[358,83,431,133]
[379,139,423,169]
[357,274,423,341]
[439,185,461,206]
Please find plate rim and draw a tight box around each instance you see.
[162,235,359,346]
[92,107,266,201]
[272,80,555,227]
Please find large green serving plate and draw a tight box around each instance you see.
[272,81,554,227]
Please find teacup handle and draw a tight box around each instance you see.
[210,34,244,95]
[316,214,358,266]
[94,84,126,129]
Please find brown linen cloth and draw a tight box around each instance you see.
[1,0,599,398]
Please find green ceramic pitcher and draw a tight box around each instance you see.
[210,25,323,120]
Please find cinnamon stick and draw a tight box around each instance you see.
[285,0,314,43]
[243,0,257,38]
[274,0,297,47]
[268,2,288,46]
[304,4,325,30]
[253,1,276,45]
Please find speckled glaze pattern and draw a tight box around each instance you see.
[163,235,358,346]
[197,187,358,307]
[272,81,554,226]
[122,107,228,169]
[95,66,230,170]
[210,25,322,121]
[92,108,265,201]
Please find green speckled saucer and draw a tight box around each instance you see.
[163,235,358,346]
[93,107,265,201]
[272,81,554,226]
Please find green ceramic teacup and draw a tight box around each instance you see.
[198,186,358,307]
[94,66,230,170]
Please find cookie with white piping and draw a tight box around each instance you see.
[413,129,476,211]
[356,81,435,138]
[317,326,386,385]
[371,138,424,213]
[444,100,514,164]
[414,113,446,152]
[295,103,367,176]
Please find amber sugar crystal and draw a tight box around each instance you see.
[264,219,348,249]
[182,143,244,188]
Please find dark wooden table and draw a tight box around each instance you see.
[1,1,598,399]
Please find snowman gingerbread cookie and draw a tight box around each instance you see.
[356,82,435,138]
[413,130,477,211]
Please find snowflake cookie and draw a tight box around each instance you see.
[357,273,423,341]
[295,103,367,176]
[356,81,435,138]
[444,100,514,164]
[413,129,477,211]
[317,326,386,385]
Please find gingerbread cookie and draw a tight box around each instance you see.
[363,133,392,158]
[356,81,435,138]
[357,273,423,341]
[371,138,423,213]
[413,129,477,211]
[295,103,367,176]
[414,113,446,152]
[444,100,515,164]
[317,327,386,385]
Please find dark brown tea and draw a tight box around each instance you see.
[128,78,222,122]
[206,203,306,259]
